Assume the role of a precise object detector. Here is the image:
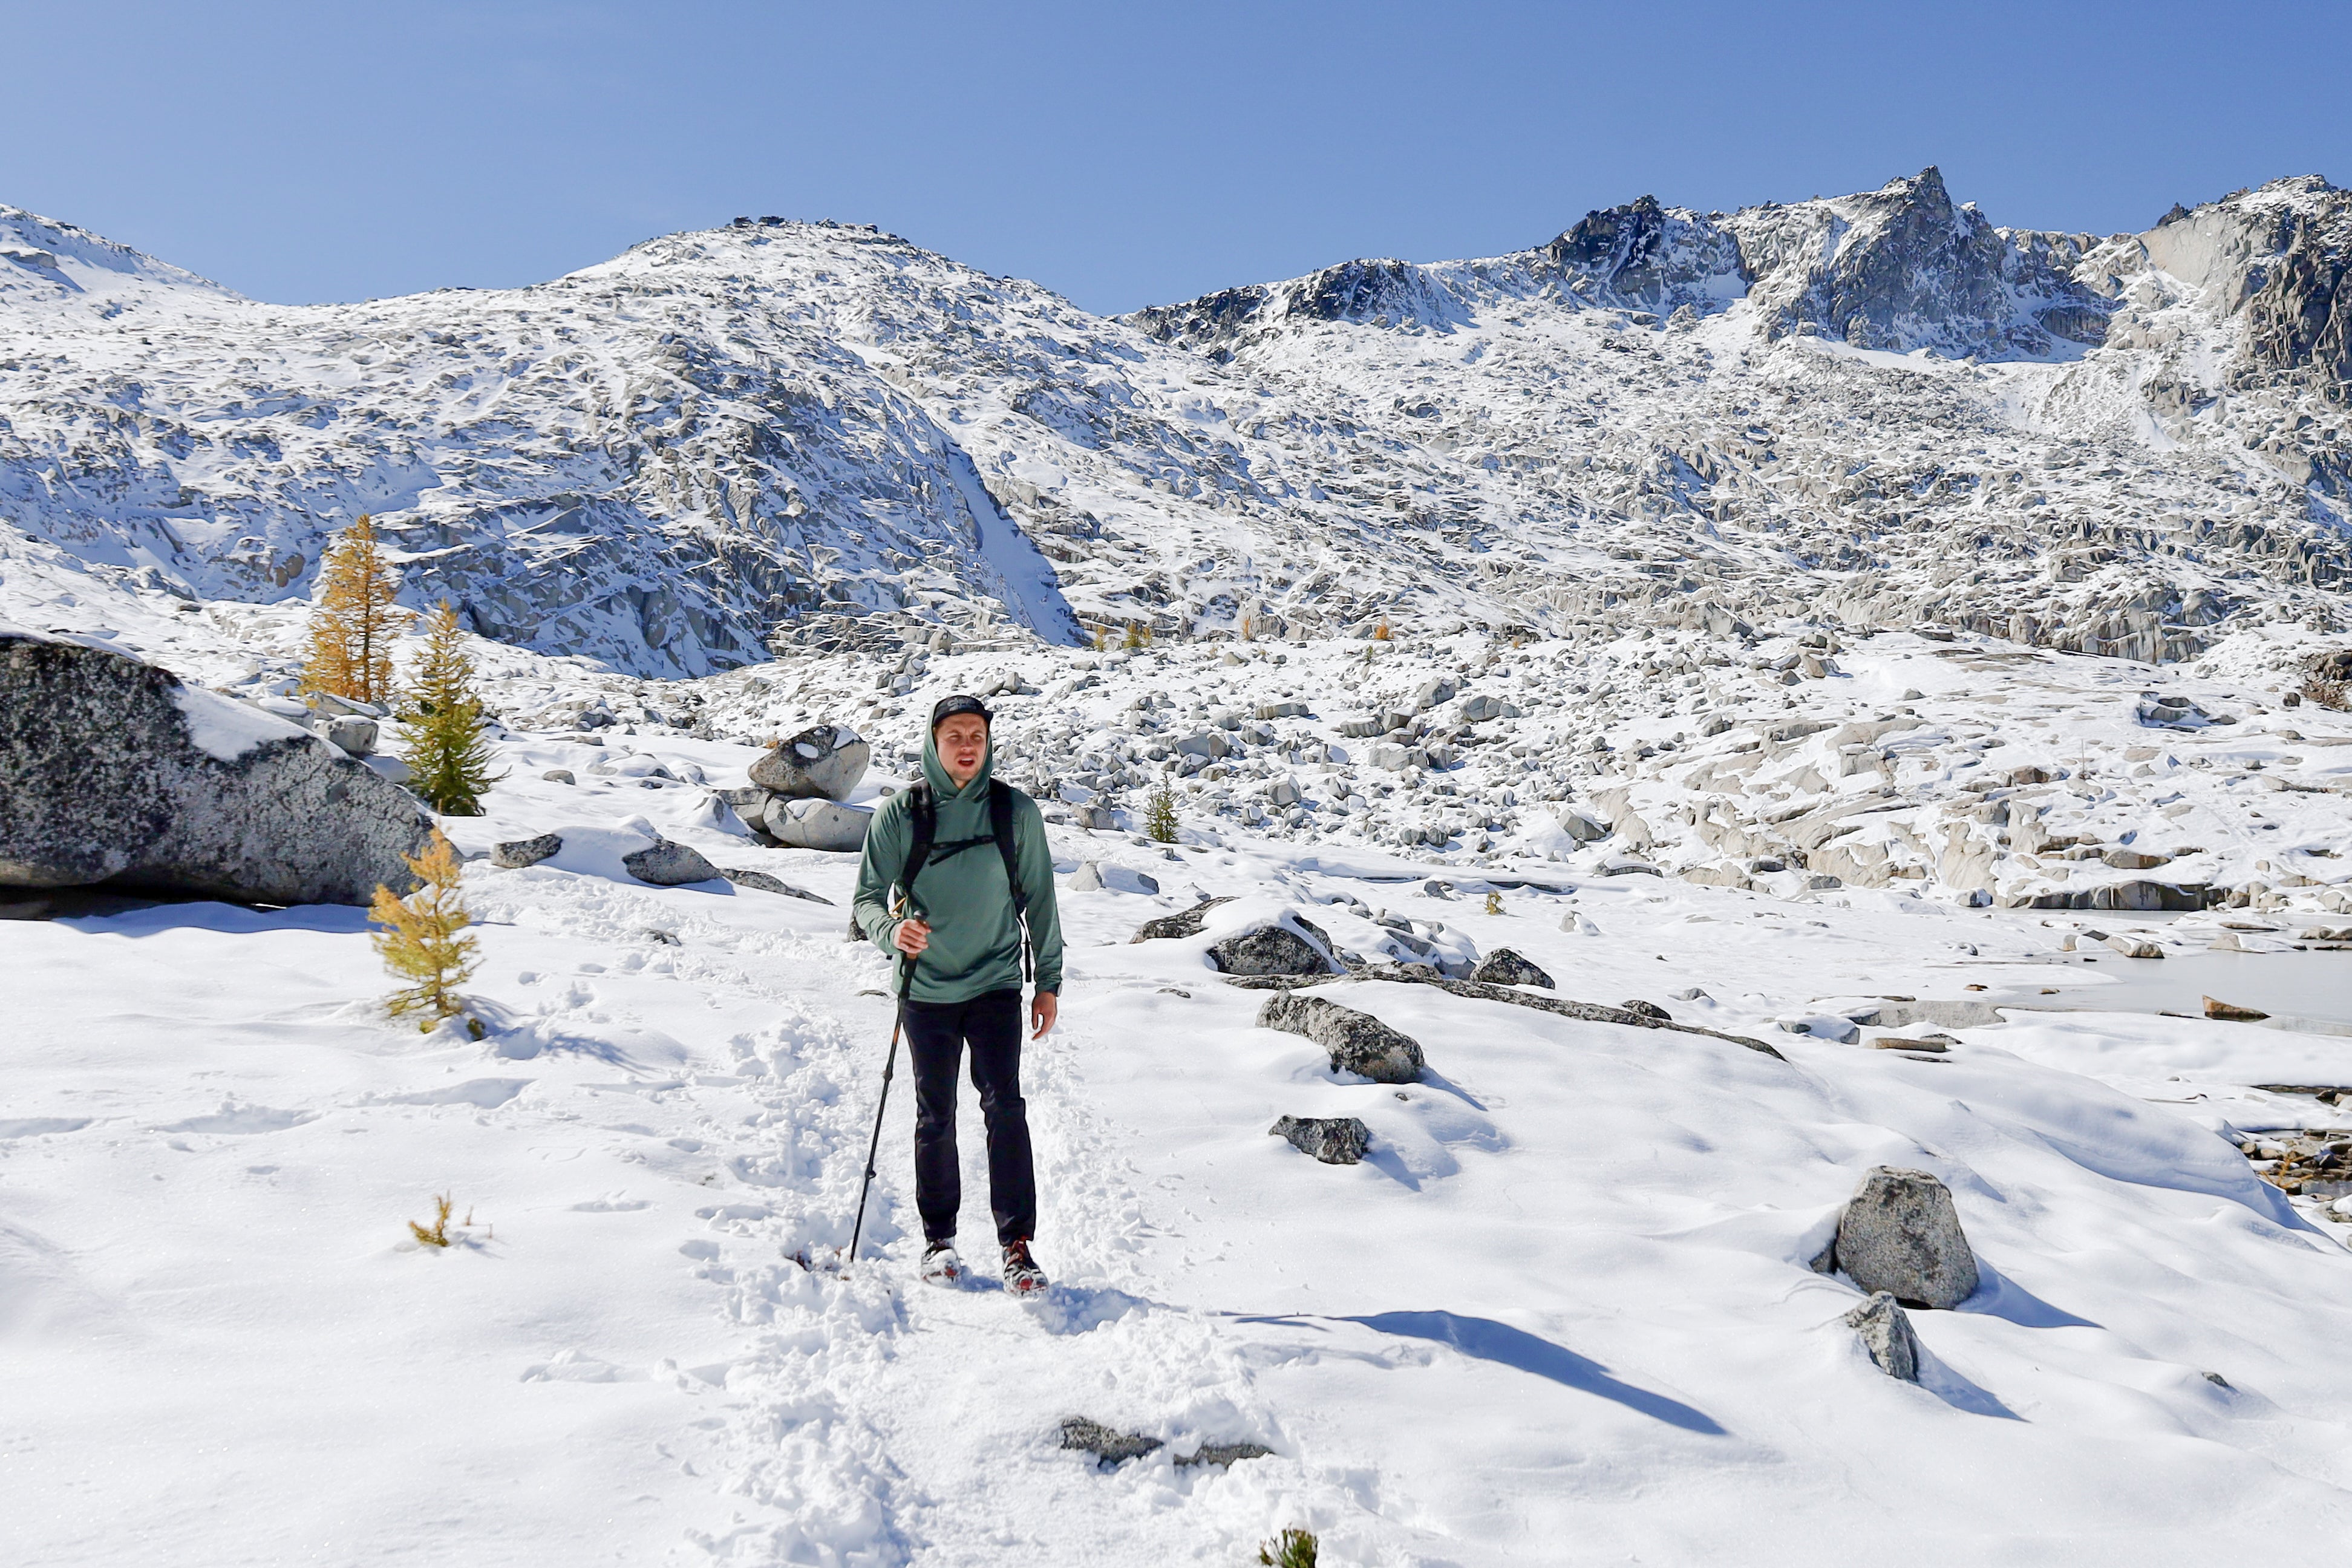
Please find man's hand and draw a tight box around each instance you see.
[1030,990,1057,1040]
[893,916,931,958]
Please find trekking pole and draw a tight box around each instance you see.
[848,898,918,1270]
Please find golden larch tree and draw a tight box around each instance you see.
[399,600,502,816]
[369,829,480,1029]
[301,514,406,705]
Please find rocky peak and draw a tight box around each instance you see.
[1540,195,1748,312]
[2142,176,2352,402]
[1726,167,2111,357]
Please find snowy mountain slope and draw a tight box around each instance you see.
[5,170,2350,679]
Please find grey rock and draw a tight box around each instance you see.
[0,628,432,906]
[1835,1166,1979,1309]
[1619,999,1671,1021]
[321,716,379,756]
[1469,947,1553,988]
[1269,1114,1372,1165]
[1129,895,1236,942]
[492,832,563,869]
[1555,806,1611,843]
[1207,923,1334,978]
[719,867,832,903]
[1058,1416,1269,1470]
[763,797,872,852]
[1410,676,1457,711]
[1180,1439,1275,1468]
[1844,1292,1922,1381]
[622,839,722,885]
[2135,694,2213,730]
[1258,991,1425,1083]
[541,769,577,785]
[748,723,871,800]
[1059,1417,1162,1466]
[1354,969,1786,1059]
[1070,861,1105,892]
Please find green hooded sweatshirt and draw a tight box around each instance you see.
[852,724,1065,1004]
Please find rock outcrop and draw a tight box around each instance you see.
[748,723,870,801]
[1268,1114,1371,1165]
[1467,947,1551,987]
[1845,1292,1923,1381]
[1831,1166,1980,1310]
[1258,991,1425,1083]
[0,628,432,906]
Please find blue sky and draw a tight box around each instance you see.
[3,0,2345,313]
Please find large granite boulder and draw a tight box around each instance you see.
[1832,1166,1980,1309]
[761,797,872,852]
[748,723,870,800]
[1258,991,1425,1083]
[622,838,722,886]
[0,628,433,906]
[1207,924,1332,977]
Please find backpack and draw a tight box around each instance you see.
[849,780,1033,982]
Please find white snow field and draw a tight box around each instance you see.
[8,611,2352,1566]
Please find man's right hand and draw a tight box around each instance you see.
[893,916,931,958]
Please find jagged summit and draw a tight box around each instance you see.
[1,171,2347,677]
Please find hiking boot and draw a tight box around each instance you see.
[921,1241,963,1284]
[1002,1238,1047,1295]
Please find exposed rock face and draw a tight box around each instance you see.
[1269,1114,1371,1165]
[1543,194,1749,312]
[748,723,870,800]
[1468,947,1553,988]
[621,839,721,885]
[1130,896,1235,942]
[492,834,563,869]
[1834,1166,1980,1310]
[0,628,432,905]
[1728,167,2112,357]
[1845,1292,1922,1381]
[2145,175,2352,403]
[1258,991,1426,1083]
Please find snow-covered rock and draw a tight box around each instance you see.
[0,626,430,904]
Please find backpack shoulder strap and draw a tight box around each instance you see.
[987,781,1026,916]
[899,784,936,905]
[988,780,1033,983]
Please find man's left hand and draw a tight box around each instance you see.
[1030,990,1058,1040]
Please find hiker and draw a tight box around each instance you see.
[852,694,1064,1293]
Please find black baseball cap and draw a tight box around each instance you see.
[930,693,993,730]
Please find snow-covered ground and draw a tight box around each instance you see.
[9,596,2352,1564]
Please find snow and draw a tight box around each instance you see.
[168,678,314,761]
[10,601,2352,1564]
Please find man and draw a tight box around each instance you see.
[853,694,1064,1293]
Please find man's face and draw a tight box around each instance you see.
[935,714,990,785]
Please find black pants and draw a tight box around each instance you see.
[903,988,1035,1249]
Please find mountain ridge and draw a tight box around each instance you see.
[2,169,2347,677]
